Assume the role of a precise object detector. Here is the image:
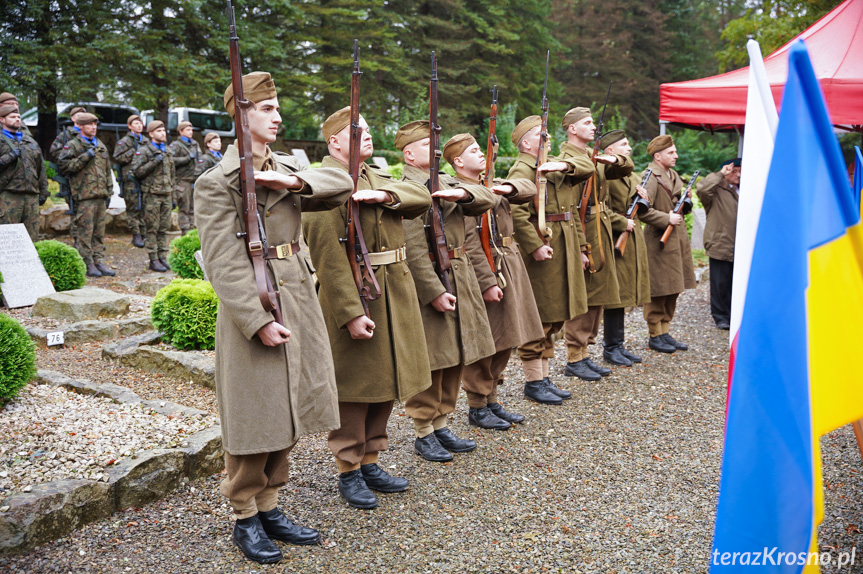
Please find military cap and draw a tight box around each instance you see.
[177,121,193,132]
[224,71,278,118]
[561,107,592,129]
[322,106,352,142]
[69,106,87,118]
[147,120,165,133]
[127,114,142,126]
[0,105,18,118]
[720,157,742,169]
[76,113,98,125]
[443,133,476,165]
[600,129,626,147]
[647,134,674,156]
[511,115,542,146]
[204,132,220,145]
[0,93,18,105]
[394,120,430,151]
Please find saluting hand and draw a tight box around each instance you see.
[254,170,303,190]
[257,321,291,346]
[353,190,392,204]
[432,188,469,202]
[432,292,457,312]
[347,315,375,339]
[595,154,619,165]
[532,245,553,261]
[537,161,568,174]
[483,285,503,303]
[490,184,515,196]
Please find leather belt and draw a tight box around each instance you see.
[494,236,513,248]
[584,202,607,217]
[265,241,301,260]
[545,211,572,222]
[428,245,464,261]
[362,246,407,266]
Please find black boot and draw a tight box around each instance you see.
[361,463,409,493]
[257,508,320,545]
[649,336,676,353]
[542,377,572,399]
[132,234,144,248]
[583,358,612,377]
[468,406,511,430]
[149,259,168,272]
[414,433,453,462]
[95,262,115,276]
[662,333,689,351]
[434,427,477,453]
[338,469,378,509]
[488,402,525,424]
[564,360,601,381]
[233,515,282,564]
[159,257,170,270]
[604,347,632,367]
[85,263,102,277]
[603,307,631,366]
[620,347,643,363]
[524,379,562,405]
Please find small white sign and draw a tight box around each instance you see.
[46,331,65,346]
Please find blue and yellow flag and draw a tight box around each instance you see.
[854,146,862,215]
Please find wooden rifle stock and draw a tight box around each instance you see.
[533,51,552,243]
[427,52,452,294]
[577,82,612,274]
[614,168,652,256]
[659,170,699,249]
[479,85,505,288]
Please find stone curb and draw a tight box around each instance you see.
[27,317,153,347]
[102,333,215,389]
[0,370,223,555]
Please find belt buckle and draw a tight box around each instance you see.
[276,244,293,259]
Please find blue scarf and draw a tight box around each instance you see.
[152,141,166,153]
[210,150,222,159]
[2,129,22,143]
[134,133,144,143]
[81,134,97,146]
[181,136,193,144]
[73,126,81,134]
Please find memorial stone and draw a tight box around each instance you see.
[691,207,706,251]
[0,224,56,308]
[372,156,389,171]
[291,149,311,168]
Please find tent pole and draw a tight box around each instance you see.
[736,126,743,158]
[659,120,667,136]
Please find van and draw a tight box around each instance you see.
[21,102,140,132]
[140,107,235,139]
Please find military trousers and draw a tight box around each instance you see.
[709,258,733,326]
[174,179,195,232]
[405,364,463,438]
[328,400,394,473]
[563,306,603,362]
[517,321,564,362]
[461,348,511,408]
[0,191,39,242]
[122,184,145,236]
[221,444,295,520]
[143,193,172,260]
[74,198,106,265]
[643,293,679,337]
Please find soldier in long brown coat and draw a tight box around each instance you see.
[397,120,496,462]
[509,116,593,404]
[557,108,633,381]
[195,72,353,565]
[601,130,651,366]
[640,135,697,353]
[451,132,544,430]
[303,107,431,510]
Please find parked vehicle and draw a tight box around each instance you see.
[140,107,235,139]
[21,102,140,132]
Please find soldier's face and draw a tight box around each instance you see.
[655,145,678,169]
[1,113,21,130]
[207,136,222,151]
[572,117,596,141]
[403,137,430,170]
[727,166,741,186]
[81,122,98,137]
[150,127,167,143]
[456,142,484,173]
[520,126,542,155]
[248,98,281,145]
[179,126,194,138]
[130,120,144,134]
[605,138,631,157]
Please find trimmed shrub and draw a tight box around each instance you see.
[0,313,37,403]
[167,229,204,279]
[34,240,86,291]
[151,279,218,350]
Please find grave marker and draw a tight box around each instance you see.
[0,224,56,308]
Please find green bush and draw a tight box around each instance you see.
[0,313,37,403]
[34,240,86,291]
[151,279,218,350]
[167,229,204,279]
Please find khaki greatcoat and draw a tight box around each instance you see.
[606,174,651,308]
[696,171,738,262]
[195,144,353,455]
[303,157,432,403]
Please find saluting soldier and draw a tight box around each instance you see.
[170,120,204,234]
[557,108,633,381]
[640,135,696,353]
[131,121,174,272]
[201,132,223,172]
[195,72,353,565]
[451,132,543,430]
[303,107,431,510]
[601,129,651,366]
[113,114,149,248]
[398,120,496,462]
[508,115,593,404]
[57,113,115,278]
[0,104,48,241]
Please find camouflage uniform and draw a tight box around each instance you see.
[201,150,222,173]
[49,126,81,239]
[0,130,48,242]
[170,136,204,232]
[132,141,175,261]
[58,134,112,265]
[113,132,150,236]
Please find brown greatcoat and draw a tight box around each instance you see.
[401,164,496,370]
[303,157,432,403]
[606,174,651,308]
[508,150,594,323]
[462,175,544,351]
[195,144,353,455]
[640,161,697,297]
[696,171,738,262]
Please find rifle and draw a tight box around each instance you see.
[48,162,75,215]
[226,0,284,326]
[479,85,505,289]
[613,168,652,256]
[659,170,699,248]
[577,81,612,273]
[533,51,552,243]
[113,164,125,198]
[344,39,381,317]
[425,51,452,294]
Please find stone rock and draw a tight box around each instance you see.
[136,278,171,296]
[110,450,184,510]
[105,208,130,234]
[38,204,73,235]
[114,347,215,389]
[63,320,116,344]
[182,426,224,480]
[116,317,153,337]
[102,331,162,359]
[32,287,131,322]
[690,207,706,251]
[695,266,710,284]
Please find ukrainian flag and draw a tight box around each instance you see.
[711,41,863,572]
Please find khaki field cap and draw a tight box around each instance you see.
[600,129,626,147]
[69,107,87,118]
[511,115,542,146]
[561,107,591,129]
[204,132,220,145]
[76,113,98,125]
[147,120,165,133]
[647,134,674,156]
[0,92,17,103]
[126,114,142,126]
[442,133,476,164]
[177,121,193,132]
[322,106,352,142]
[0,105,18,118]
[224,71,278,118]
[394,120,430,151]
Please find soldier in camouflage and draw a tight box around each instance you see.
[58,113,115,277]
[113,114,149,248]
[132,120,174,272]
[0,93,32,137]
[0,105,48,242]
[201,132,223,172]
[49,107,87,164]
[170,120,203,234]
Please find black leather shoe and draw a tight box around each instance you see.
[132,234,144,248]
[716,322,730,330]
[338,470,378,509]
[361,463,409,493]
[233,515,282,564]
[564,360,601,381]
[524,379,563,405]
[95,262,115,276]
[468,406,511,430]
[662,333,688,351]
[414,434,453,462]
[488,402,525,424]
[542,377,572,399]
[583,358,612,377]
[258,508,321,545]
[149,259,168,272]
[434,427,477,453]
[621,347,643,363]
[159,257,170,270]
[649,336,676,353]
[85,263,102,277]
[603,347,632,367]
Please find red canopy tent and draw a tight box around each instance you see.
[659,0,863,133]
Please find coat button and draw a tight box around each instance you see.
[301,277,306,283]
[279,279,284,286]
[266,211,272,217]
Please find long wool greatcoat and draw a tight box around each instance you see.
[606,174,651,308]
[303,157,432,403]
[401,164,496,371]
[195,144,353,455]
[640,161,697,297]
[508,151,593,323]
[696,171,738,263]
[462,175,545,352]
